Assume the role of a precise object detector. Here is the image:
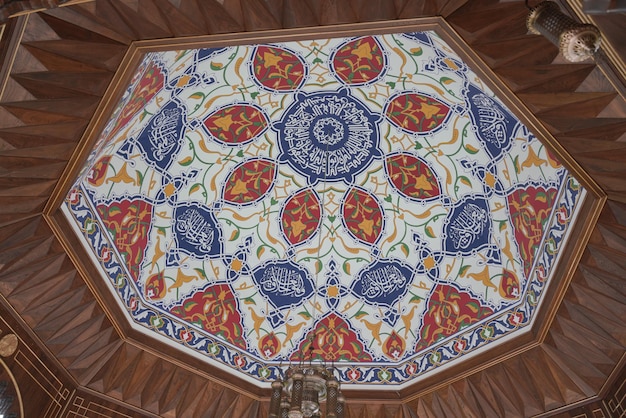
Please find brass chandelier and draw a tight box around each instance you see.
[526,1,601,62]
[268,360,345,418]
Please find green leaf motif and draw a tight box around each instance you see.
[194,268,208,280]
[409,294,423,303]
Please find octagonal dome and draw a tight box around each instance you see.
[61,25,589,389]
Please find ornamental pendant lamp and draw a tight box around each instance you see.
[526,1,601,62]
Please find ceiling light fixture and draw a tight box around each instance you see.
[268,355,345,418]
[526,1,601,62]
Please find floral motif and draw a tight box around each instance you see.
[281,188,321,245]
[223,158,276,205]
[385,153,440,200]
[383,331,406,360]
[342,188,383,244]
[259,332,280,359]
[415,284,493,352]
[507,186,557,277]
[291,313,372,362]
[107,60,164,139]
[86,156,111,187]
[252,45,306,92]
[385,92,450,134]
[203,103,268,146]
[96,198,153,282]
[499,269,520,299]
[144,272,166,300]
[169,284,247,349]
[331,36,386,85]
[68,30,583,387]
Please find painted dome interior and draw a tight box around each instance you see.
[62,28,588,388]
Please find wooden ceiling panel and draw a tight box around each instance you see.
[0,0,623,416]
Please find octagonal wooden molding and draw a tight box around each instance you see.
[43,15,605,403]
[0,0,623,416]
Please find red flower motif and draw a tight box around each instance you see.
[405,363,417,376]
[383,331,406,360]
[129,297,138,312]
[234,354,247,369]
[347,367,361,382]
[68,189,81,205]
[507,311,525,328]
[386,153,440,200]
[87,156,111,187]
[100,246,112,263]
[499,269,520,300]
[452,338,467,353]
[144,272,167,300]
[258,332,280,359]
[179,328,193,342]
[203,104,268,145]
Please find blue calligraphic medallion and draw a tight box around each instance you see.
[466,84,517,161]
[443,196,493,255]
[351,259,414,326]
[252,260,314,310]
[172,202,223,259]
[273,89,382,184]
[352,259,413,306]
[134,100,186,172]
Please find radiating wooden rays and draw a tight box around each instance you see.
[0,0,624,416]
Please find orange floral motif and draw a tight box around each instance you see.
[291,313,372,362]
[332,36,385,85]
[386,93,450,133]
[281,188,321,245]
[252,46,305,92]
[203,104,268,145]
[415,284,493,352]
[170,284,247,350]
[343,188,383,244]
[386,153,440,200]
[223,159,276,204]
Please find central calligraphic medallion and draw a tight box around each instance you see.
[275,89,382,184]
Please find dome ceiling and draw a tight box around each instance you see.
[62,27,587,388]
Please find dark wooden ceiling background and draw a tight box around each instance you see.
[0,0,624,417]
